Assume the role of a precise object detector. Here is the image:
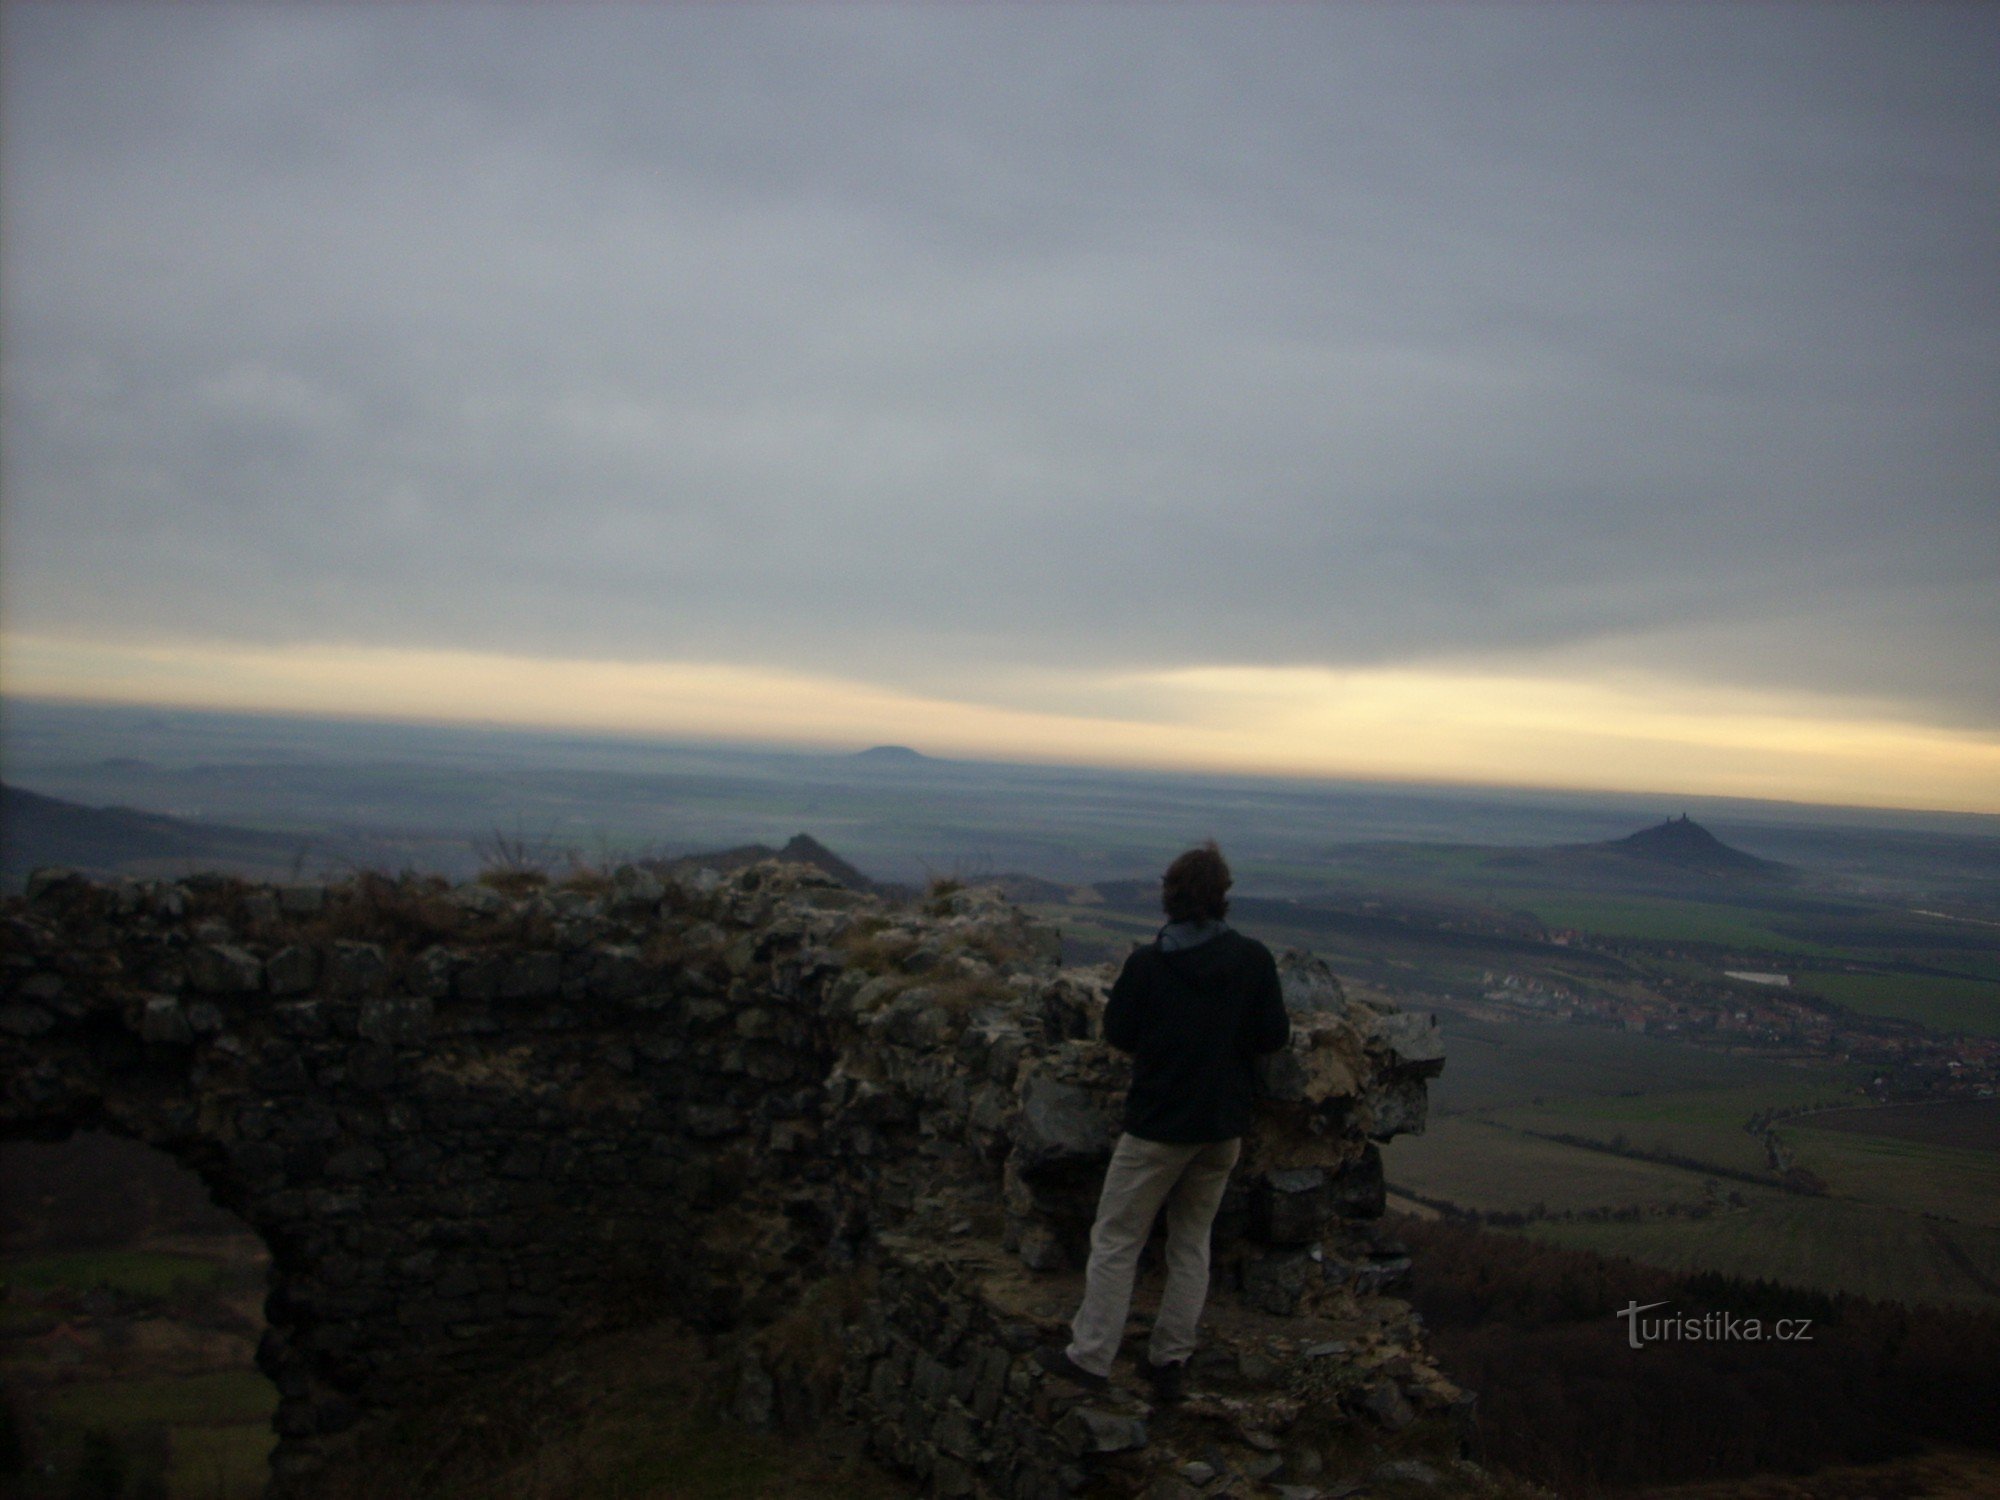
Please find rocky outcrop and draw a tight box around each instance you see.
[2,862,1474,1497]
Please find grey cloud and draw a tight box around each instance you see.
[3,4,1995,724]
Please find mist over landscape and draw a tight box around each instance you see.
[7,698,1996,893]
[3,3,1998,1498]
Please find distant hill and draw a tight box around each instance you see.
[1603,814,1783,876]
[1490,814,1789,887]
[0,782,315,885]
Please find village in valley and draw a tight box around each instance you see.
[1465,961,2000,1102]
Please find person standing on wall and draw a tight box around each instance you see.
[1038,840,1290,1404]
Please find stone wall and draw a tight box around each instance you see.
[1,862,1470,1496]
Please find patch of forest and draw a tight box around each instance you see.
[1393,1214,2000,1495]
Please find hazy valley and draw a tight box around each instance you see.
[5,696,1999,1498]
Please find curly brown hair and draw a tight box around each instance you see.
[1161,841,1231,923]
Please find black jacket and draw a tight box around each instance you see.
[1103,929,1291,1143]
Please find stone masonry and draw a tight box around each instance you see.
[1,861,1478,1497]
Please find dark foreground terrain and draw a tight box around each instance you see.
[10,1133,2000,1499]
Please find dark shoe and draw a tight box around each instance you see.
[1145,1358,1187,1404]
[1034,1344,1108,1391]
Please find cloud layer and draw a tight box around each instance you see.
[4,5,1996,747]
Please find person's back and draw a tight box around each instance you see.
[1107,927,1288,1143]
[1037,841,1290,1404]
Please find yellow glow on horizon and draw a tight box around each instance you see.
[1132,664,2000,811]
[3,632,1996,814]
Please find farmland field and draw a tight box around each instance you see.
[1423,1009,1864,1116]
[1482,1077,1861,1179]
[3,1247,244,1298]
[1779,1129,2000,1227]
[1382,1000,2000,1304]
[1499,895,1838,954]
[1794,1097,2000,1152]
[42,1367,276,1433]
[1796,971,2000,1037]
[1523,1193,2000,1308]
[1383,1117,1719,1216]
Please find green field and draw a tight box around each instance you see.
[1780,1127,2000,1227]
[1794,1097,2000,1151]
[1426,1011,1862,1115]
[1486,1078,1860,1180]
[3,1248,241,1297]
[43,1368,277,1431]
[1506,894,1838,954]
[1797,971,2000,1037]
[1383,1002,2000,1305]
[2,1232,276,1500]
[1384,1118,1719,1216]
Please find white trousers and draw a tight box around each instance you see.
[1066,1132,1240,1377]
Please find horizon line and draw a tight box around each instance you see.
[7,689,1995,826]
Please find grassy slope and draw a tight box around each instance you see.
[1388,1112,2000,1305]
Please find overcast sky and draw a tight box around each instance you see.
[3,4,1996,809]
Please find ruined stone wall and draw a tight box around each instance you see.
[1,862,1465,1497]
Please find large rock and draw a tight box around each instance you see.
[187,943,264,994]
[609,865,666,911]
[140,997,192,1045]
[1001,1044,1127,1262]
[1251,1166,1334,1245]
[1245,1011,1367,1175]
[1061,1404,1150,1455]
[323,942,390,998]
[1366,1075,1430,1139]
[358,996,434,1047]
[267,945,320,997]
[1327,1143,1386,1219]
[1368,1010,1446,1074]
[1278,949,1349,1014]
[1009,1045,1123,1173]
